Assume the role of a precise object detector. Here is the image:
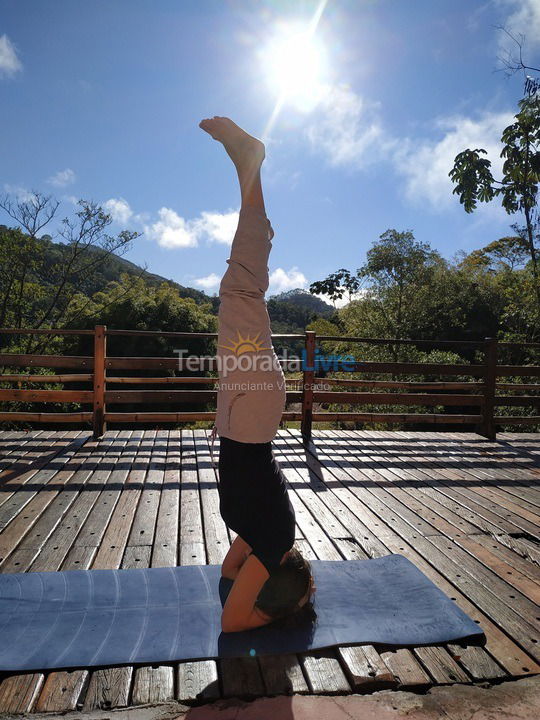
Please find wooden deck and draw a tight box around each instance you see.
[0,428,539,713]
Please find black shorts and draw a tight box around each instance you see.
[217,435,296,573]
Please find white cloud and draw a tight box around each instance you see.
[144,208,239,249]
[268,266,308,295]
[193,273,221,291]
[2,183,33,202]
[305,83,394,169]
[392,110,515,209]
[192,210,239,245]
[47,168,76,187]
[145,207,199,248]
[104,197,133,224]
[497,0,540,52]
[0,34,22,77]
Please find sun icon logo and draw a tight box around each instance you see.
[218,330,271,355]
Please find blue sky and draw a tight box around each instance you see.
[1,0,538,304]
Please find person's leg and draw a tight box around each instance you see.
[200,117,285,443]
[199,116,266,214]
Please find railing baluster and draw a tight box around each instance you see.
[93,324,107,438]
[481,337,497,441]
[301,330,316,439]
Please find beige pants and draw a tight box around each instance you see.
[213,206,286,444]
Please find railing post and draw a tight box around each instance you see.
[481,336,497,441]
[93,324,107,438]
[301,330,316,439]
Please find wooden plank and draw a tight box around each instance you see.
[412,646,470,684]
[258,655,310,695]
[33,671,88,713]
[219,657,265,698]
[152,429,180,568]
[131,666,175,705]
[473,534,540,586]
[310,413,483,424]
[378,649,431,689]
[337,646,397,692]
[497,534,540,567]
[409,432,540,519]
[0,411,92,422]
[0,674,44,714]
[177,662,220,704]
[340,361,486,376]
[452,535,540,604]
[300,651,351,694]
[192,430,229,566]
[334,434,540,622]
[0,373,93,382]
[0,389,93,402]
[72,432,139,550]
[314,391,484,406]
[333,431,540,594]
[0,353,93,368]
[384,430,540,498]
[447,645,506,681]
[126,430,167,548]
[82,667,133,711]
[105,389,216,403]
[380,532,537,678]
[105,411,216,423]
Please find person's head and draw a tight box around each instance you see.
[254,545,317,629]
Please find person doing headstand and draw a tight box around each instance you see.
[199,116,316,633]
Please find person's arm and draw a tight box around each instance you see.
[221,553,273,632]
[221,535,252,580]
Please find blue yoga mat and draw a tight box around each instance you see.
[0,555,484,671]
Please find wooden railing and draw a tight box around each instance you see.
[1,326,539,440]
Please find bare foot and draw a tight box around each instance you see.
[199,116,265,180]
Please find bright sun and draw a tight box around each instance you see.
[261,21,329,114]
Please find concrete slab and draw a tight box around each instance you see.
[183,676,540,720]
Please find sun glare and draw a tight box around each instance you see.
[264,27,327,111]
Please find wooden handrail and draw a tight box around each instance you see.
[1,326,539,439]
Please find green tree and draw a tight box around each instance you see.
[309,268,363,306]
[449,95,540,314]
[0,192,141,353]
[357,229,443,345]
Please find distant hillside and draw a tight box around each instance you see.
[35,234,216,306]
[34,236,334,331]
[269,288,334,315]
